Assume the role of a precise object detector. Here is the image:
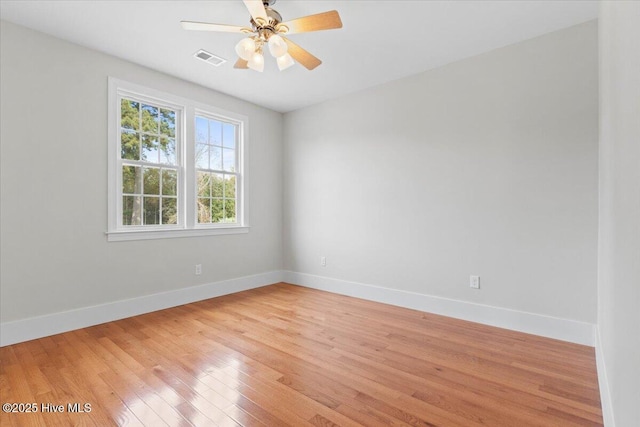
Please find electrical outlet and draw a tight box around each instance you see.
[470,275,480,289]
[321,256,326,267]
[195,264,202,275]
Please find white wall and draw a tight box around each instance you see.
[0,21,283,323]
[598,2,640,425]
[283,21,598,324]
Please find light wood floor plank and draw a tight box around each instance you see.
[0,283,602,426]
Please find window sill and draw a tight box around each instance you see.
[106,226,249,242]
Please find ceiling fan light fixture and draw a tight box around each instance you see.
[268,34,288,57]
[182,1,343,72]
[235,37,256,61]
[277,52,295,70]
[247,51,265,72]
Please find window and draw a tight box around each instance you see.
[195,115,238,224]
[108,78,248,241]
[120,99,179,226]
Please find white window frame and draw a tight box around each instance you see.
[193,111,244,227]
[107,77,249,241]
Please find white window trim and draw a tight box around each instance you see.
[107,77,249,242]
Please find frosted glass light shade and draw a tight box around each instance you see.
[247,52,264,72]
[277,53,295,70]
[268,34,288,58]
[235,38,256,61]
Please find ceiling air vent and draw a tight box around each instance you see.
[194,49,227,67]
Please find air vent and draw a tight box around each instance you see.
[194,49,227,67]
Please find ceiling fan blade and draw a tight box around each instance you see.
[283,37,322,70]
[234,59,249,69]
[242,0,267,23]
[278,10,342,35]
[181,21,248,33]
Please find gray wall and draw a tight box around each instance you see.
[0,21,283,322]
[283,21,599,323]
[598,2,640,426]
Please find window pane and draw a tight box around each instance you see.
[195,143,209,169]
[122,195,142,225]
[209,120,222,145]
[141,104,159,133]
[211,146,222,170]
[224,175,235,198]
[143,167,160,195]
[223,148,235,172]
[223,123,235,149]
[121,131,140,160]
[224,199,236,222]
[197,198,211,223]
[162,197,177,224]
[143,197,160,224]
[162,169,177,196]
[122,165,141,194]
[212,173,224,197]
[159,136,176,165]
[195,116,208,143]
[121,99,140,131]
[197,172,211,197]
[211,199,223,223]
[142,135,159,163]
[160,108,176,138]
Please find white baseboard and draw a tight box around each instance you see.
[595,328,615,426]
[0,270,284,347]
[284,271,595,346]
[2,270,596,349]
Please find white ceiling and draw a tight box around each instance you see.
[0,0,598,112]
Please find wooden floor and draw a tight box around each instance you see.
[1,283,602,426]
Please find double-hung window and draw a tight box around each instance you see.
[120,98,179,227]
[195,115,238,224]
[107,78,248,241]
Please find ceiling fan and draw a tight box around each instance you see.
[181,0,343,72]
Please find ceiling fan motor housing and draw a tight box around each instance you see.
[251,6,282,40]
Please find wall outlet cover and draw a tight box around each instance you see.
[470,275,480,289]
